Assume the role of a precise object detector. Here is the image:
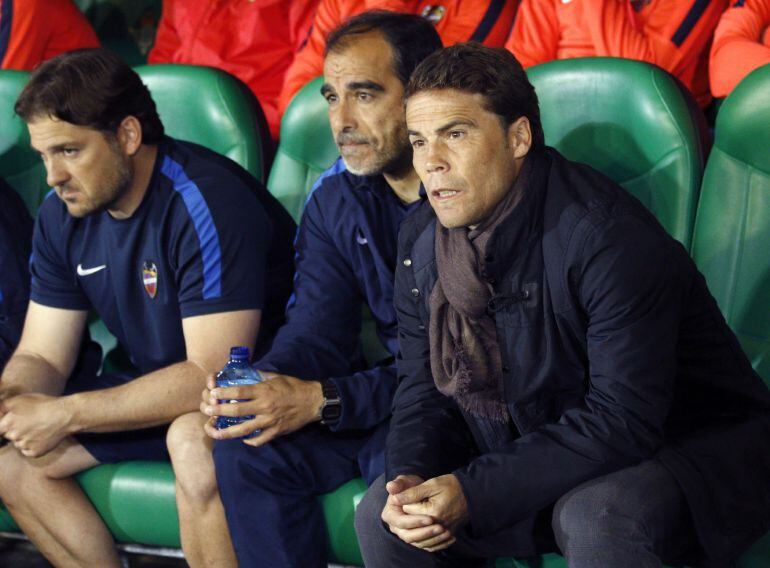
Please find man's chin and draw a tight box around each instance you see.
[63,202,97,218]
[341,157,381,177]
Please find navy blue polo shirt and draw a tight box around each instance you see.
[30,137,295,375]
[257,158,421,432]
[0,177,33,366]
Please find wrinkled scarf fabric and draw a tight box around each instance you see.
[428,159,530,422]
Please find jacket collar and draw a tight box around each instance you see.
[483,150,549,281]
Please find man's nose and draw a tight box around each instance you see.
[330,98,357,133]
[424,146,449,174]
[45,157,69,189]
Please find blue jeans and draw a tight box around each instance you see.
[355,459,697,567]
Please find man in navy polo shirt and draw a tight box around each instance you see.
[0,177,33,369]
[165,11,443,568]
[0,48,295,567]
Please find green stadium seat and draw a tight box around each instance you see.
[136,64,271,183]
[691,63,770,386]
[689,60,770,568]
[0,70,47,215]
[267,76,337,222]
[528,57,706,248]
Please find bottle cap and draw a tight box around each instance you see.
[229,346,250,361]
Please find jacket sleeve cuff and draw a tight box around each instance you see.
[452,467,492,536]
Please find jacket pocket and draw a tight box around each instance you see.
[491,282,540,328]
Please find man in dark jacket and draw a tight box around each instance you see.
[355,42,770,567]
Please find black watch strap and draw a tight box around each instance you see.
[320,380,342,427]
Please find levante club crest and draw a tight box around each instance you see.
[142,261,158,298]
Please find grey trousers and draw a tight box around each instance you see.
[355,459,698,567]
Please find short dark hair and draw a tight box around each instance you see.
[325,10,443,86]
[406,43,545,151]
[15,48,164,144]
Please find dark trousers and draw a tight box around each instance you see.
[355,459,698,567]
[212,425,369,568]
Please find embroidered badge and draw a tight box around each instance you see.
[142,261,158,299]
[421,5,446,25]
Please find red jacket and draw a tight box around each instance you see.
[0,0,99,70]
[506,0,729,107]
[710,0,770,97]
[279,0,519,115]
[148,0,319,140]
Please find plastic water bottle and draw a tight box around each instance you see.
[215,346,262,437]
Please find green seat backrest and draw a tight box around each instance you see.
[528,58,705,248]
[136,64,270,182]
[0,70,48,215]
[691,64,770,385]
[267,76,337,221]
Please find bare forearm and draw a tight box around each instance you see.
[0,351,68,399]
[62,360,208,433]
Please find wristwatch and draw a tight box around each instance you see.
[320,380,342,427]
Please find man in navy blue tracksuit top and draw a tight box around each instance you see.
[0,49,295,568]
[188,12,444,568]
[0,177,33,368]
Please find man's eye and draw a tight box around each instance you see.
[63,148,79,156]
[325,94,338,104]
[411,139,425,149]
[357,92,372,101]
[449,130,464,139]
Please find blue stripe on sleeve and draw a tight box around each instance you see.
[0,0,13,66]
[285,158,347,311]
[160,156,223,300]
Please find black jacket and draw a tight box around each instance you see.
[388,149,770,564]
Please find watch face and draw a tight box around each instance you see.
[321,402,341,424]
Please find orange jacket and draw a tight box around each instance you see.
[0,0,99,70]
[710,0,770,97]
[506,0,729,107]
[278,0,519,115]
[148,0,319,140]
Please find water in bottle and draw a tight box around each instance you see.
[215,346,262,437]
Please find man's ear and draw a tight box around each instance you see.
[507,116,532,159]
[117,116,143,156]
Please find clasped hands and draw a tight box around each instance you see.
[0,393,71,457]
[201,371,323,447]
[381,473,469,552]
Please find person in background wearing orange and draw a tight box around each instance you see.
[710,0,770,97]
[148,0,320,141]
[278,0,519,116]
[0,0,99,70]
[506,0,728,108]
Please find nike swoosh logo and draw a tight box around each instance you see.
[356,235,368,245]
[77,264,106,276]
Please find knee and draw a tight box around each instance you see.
[552,479,628,553]
[213,436,313,497]
[0,448,42,504]
[354,474,389,544]
[167,413,217,501]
